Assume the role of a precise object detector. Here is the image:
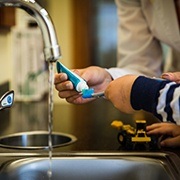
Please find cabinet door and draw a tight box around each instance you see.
[72,0,117,68]
[0,7,15,28]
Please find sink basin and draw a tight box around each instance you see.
[0,131,77,149]
[0,152,179,180]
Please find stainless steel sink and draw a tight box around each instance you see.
[0,131,77,149]
[0,152,179,180]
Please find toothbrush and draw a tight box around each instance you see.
[56,61,104,98]
[81,89,105,99]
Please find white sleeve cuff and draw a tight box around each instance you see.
[105,67,141,80]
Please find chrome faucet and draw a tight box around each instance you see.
[0,0,61,62]
[0,90,14,111]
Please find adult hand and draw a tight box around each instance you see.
[54,66,112,104]
[162,72,180,83]
[146,123,180,148]
[104,75,138,113]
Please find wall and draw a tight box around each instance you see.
[49,0,74,68]
[0,31,13,86]
[48,0,74,103]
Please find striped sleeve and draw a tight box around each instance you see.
[131,76,180,125]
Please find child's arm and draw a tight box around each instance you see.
[105,75,180,124]
[131,76,180,124]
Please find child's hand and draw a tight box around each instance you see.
[147,123,180,147]
[105,75,138,113]
[162,72,180,83]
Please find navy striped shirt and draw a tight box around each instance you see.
[131,76,180,125]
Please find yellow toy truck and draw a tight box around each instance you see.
[111,120,159,150]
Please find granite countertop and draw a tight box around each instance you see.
[0,98,179,156]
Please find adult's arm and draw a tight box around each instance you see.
[107,0,163,79]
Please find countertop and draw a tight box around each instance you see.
[0,98,179,156]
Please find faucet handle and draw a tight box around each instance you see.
[0,90,14,111]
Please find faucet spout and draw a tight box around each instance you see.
[0,0,61,62]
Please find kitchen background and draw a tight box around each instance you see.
[0,0,128,140]
[0,1,178,157]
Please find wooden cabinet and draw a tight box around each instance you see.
[72,0,117,68]
[0,7,15,28]
[72,0,92,68]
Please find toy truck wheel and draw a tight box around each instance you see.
[117,131,127,146]
[125,135,134,150]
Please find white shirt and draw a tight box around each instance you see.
[107,0,180,79]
